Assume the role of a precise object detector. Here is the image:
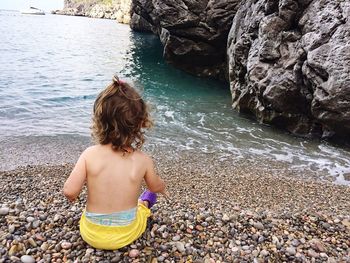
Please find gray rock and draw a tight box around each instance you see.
[157,255,165,262]
[61,241,72,250]
[8,225,15,234]
[32,220,40,228]
[129,0,350,139]
[172,235,181,241]
[253,222,264,230]
[0,207,9,216]
[20,255,35,263]
[286,246,296,256]
[307,249,319,258]
[111,254,121,262]
[227,0,350,139]
[175,241,185,253]
[130,0,240,79]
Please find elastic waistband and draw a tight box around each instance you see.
[85,207,137,226]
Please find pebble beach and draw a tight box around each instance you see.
[1,151,349,263]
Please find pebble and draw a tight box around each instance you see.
[172,235,181,241]
[26,217,35,223]
[157,256,165,262]
[61,241,72,249]
[253,222,264,230]
[28,238,37,247]
[8,224,15,233]
[205,216,213,222]
[175,241,185,253]
[0,207,9,216]
[222,214,230,222]
[307,249,319,258]
[85,248,94,256]
[310,239,326,252]
[40,243,48,251]
[232,247,240,253]
[20,255,35,263]
[286,246,296,256]
[111,254,121,262]
[39,214,47,221]
[158,225,167,232]
[32,220,40,228]
[129,249,140,258]
[0,156,349,262]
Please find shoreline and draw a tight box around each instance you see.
[1,153,349,262]
[1,135,349,186]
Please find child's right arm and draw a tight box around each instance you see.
[144,155,166,194]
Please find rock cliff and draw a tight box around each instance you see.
[53,0,131,24]
[131,0,350,139]
[130,0,241,79]
[228,0,350,138]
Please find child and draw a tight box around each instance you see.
[63,75,166,250]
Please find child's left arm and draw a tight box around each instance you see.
[63,151,87,202]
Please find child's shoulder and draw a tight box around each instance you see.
[133,150,153,163]
[80,145,102,158]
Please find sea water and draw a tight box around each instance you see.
[0,10,349,184]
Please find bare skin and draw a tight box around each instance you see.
[63,144,166,213]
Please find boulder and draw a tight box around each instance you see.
[227,0,350,138]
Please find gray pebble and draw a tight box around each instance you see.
[172,235,181,241]
[20,255,35,263]
[253,222,264,230]
[111,255,120,262]
[175,241,185,253]
[0,207,10,216]
[286,246,296,256]
[32,220,40,228]
[26,217,35,223]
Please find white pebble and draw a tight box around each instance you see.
[0,207,10,216]
[20,255,35,263]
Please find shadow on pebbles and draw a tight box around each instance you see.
[0,153,350,263]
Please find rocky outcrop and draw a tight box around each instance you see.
[130,0,241,79]
[53,0,131,24]
[131,0,349,140]
[228,0,350,138]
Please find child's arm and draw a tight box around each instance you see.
[63,151,87,202]
[144,155,166,194]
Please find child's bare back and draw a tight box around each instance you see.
[64,143,164,213]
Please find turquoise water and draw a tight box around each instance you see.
[0,10,350,184]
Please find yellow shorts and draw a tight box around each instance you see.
[79,204,151,250]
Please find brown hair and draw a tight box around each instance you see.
[91,76,153,151]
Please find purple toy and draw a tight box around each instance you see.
[140,190,157,208]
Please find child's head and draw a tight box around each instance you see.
[92,75,152,151]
